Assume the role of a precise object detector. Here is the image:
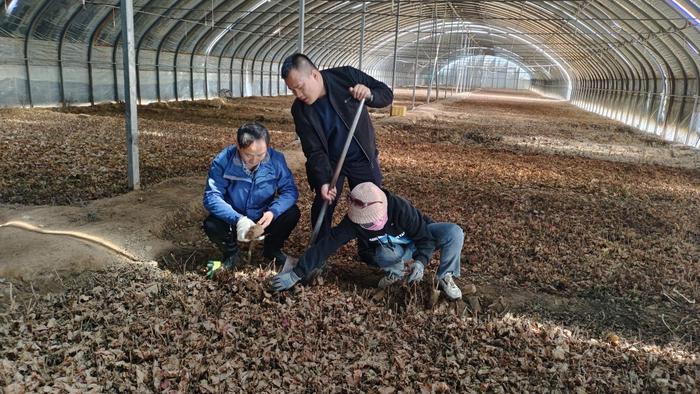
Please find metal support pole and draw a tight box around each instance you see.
[460,35,466,92]
[426,3,439,103]
[434,19,445,101]
[120,0,140,190]
[358,1,366,71]
[463,37,468,92]
[445,18,453,97]
[456,37,462,93]
[468,43,475,91]
[412,4,422,109]
[23,7,45,108]
[298,0,305,53]
[456,33,464,93]
[390,0,401,92]
[461,34,470,93]
[58,9,84,107]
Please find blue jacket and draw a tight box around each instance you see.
[203,146,299,224]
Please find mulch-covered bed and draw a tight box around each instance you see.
[1,91,699,391]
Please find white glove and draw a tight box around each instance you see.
[236,216,256,242]
[407,261,424,283]
[280,255,299,274]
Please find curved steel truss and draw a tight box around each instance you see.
[1,0,700,145]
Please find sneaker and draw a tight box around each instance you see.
[438,274,462,300]
[378,273,403,289]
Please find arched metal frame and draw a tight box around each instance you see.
[5,0,700,145]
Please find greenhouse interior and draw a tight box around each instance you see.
[1,0,699,391]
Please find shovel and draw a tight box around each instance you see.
[280,98,366,275]
[309,97,366,246]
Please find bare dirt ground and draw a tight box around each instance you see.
[1,90,699,391]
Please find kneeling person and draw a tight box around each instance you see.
[203,122,300,270]
[271,182,463,299]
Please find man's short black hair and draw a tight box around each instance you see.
[237,122,270,148]
[281,53,317,79]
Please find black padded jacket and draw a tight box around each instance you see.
[290,66,393,190]
[293,189,435,280]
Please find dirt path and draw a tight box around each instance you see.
[0,177,198,303]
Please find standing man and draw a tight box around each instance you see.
[281,53,393,260]
[203,122,300,271]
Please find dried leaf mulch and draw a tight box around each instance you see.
[1,263,697,392]
[0,98,297,205]
[2,92,700,392]
[374,121,700,345]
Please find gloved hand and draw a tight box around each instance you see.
[207,260,223,279]
[271,270,301,292]
[407,261,424,283]
[236,216,256,242]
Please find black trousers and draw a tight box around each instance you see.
[203,204,300,259]
[310,159,381,264]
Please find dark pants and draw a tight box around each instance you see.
[310,158,382,263]
[203,204,300,260]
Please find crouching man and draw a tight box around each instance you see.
[271,182,464,299]
[203,122,300,271]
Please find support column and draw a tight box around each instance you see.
[390,0,401,92]
[455,33,462,93]
[298,0,305,53]
[121,0,140,190]
[426,3,439,103]
[462,33,470,92]
[434,19,445,101]
[458,34,468,93]
[445,18,453,97]
[412,3,422,109]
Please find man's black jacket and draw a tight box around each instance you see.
[293,189,435,280]
[290,66,393,190]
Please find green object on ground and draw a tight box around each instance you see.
[207,260,223,279]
